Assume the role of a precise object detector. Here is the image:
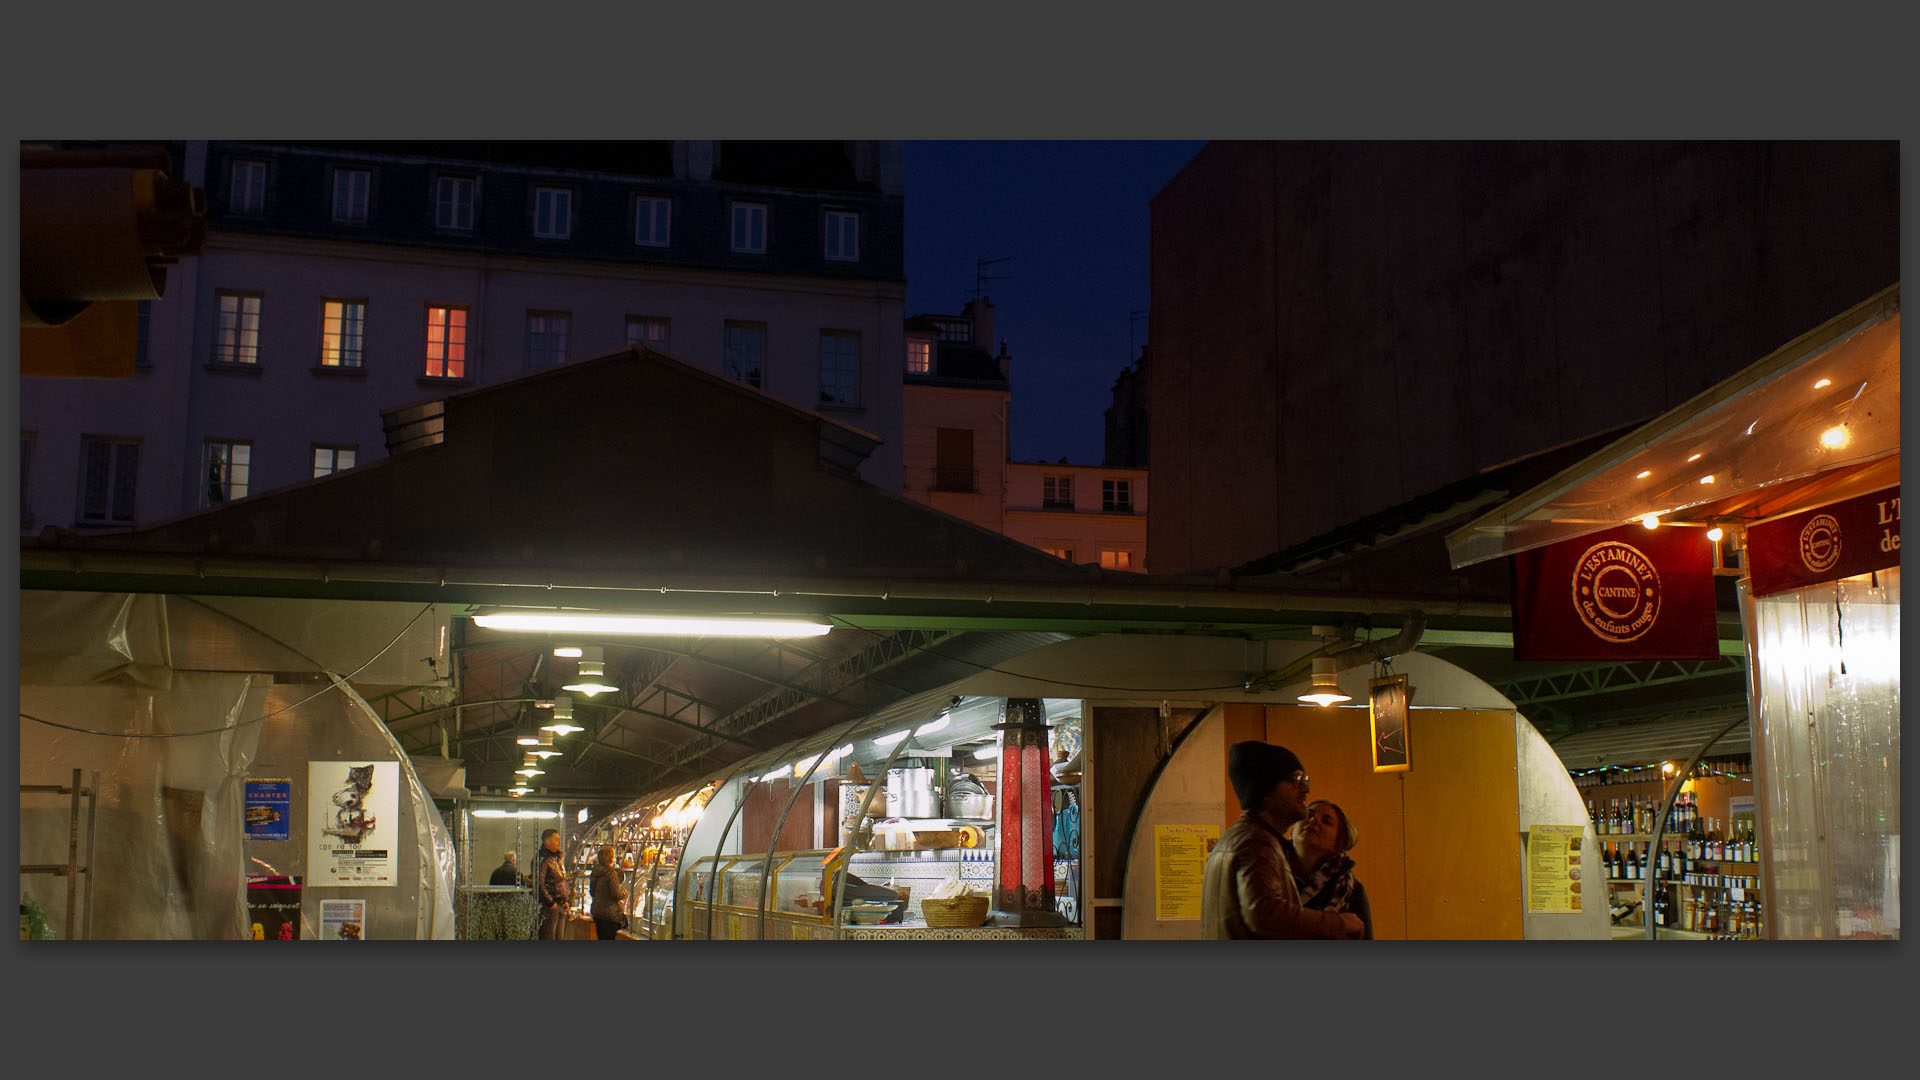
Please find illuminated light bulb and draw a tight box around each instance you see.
[1699,475,1715,485]
[517,732,540,746]
[1297,657,1352,707]
[553,646,583,658]
[509,786,532,796]
[562,646,618,697]
[1820,426,1849,449]
[1642,515,1660,530]
[1707,527,1725,543]
[1635,470,1652,479]
[1814,378,1831,389]
[1686,453,1703,463]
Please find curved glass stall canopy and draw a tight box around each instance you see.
[602,690,1081,938]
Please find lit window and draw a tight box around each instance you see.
[1099,549,1134,571]
[214,292,262,365]
[635,196,671,247]
[527,311,571,367]
[436,176,475,231]
[332,168,370,223]
[203,440,251,506]
[626,317,670,352]
[1102,478,1132,513]
[1043,547,1074,562]
[320,299,367,367]
[534,187,572,239]
[824,210,858,261]
[230,160,266,215]
[724,322,765,387]
[424,306,468,378]
[907,339,932,375]
[312,445,357,478]
[78,437,140,525]
[1042,476,1074,509]
[731,202,767,253]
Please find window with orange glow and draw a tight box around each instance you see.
[907,339,932,374]
[1044,547,1074,561]
[1099,549,1134,570]
[321,299,366,366]
[425,305,467,379]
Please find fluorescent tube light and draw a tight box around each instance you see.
[474,613,831,638]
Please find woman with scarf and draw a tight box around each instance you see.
[1290,800,1373,939]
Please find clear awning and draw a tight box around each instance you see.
[1447,286,1900,569]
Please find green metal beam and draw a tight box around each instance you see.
[1493,657,1748,709]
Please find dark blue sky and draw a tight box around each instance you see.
[904,141,1208,467]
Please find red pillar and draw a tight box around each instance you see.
[993,698,1063,925]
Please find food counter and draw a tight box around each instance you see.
[596,695,1087,943]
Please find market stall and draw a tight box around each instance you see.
[1446,285,1901,940]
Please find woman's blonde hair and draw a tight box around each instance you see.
[597,844,617,867]
[1292,800,1358,853]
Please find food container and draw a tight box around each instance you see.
[921,895,990,928]
[900,766,939,818]
[946,774,993,819]
[884,770,904,817]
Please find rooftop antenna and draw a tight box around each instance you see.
[1128,308,1148,365]
[972,257,1012,302]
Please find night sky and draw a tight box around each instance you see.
[904,141,1208,467]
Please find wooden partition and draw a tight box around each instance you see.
[1263,705,1523,940]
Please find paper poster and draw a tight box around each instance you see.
[244,778,292,841]
[246,875,302,940]
[1527,824,1584,913]
[308,761,400,887]
[1154,824,1220,921]
[319,898,366,940]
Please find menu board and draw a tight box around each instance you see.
[1526,825,1584,913]
[1154,824,1220,921]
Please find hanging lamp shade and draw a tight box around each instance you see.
[1298,657,1353,707]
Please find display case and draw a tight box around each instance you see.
[678,848,846,940]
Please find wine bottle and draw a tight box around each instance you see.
[1657,844,1670,878]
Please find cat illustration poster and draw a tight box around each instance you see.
[307,761,400,887]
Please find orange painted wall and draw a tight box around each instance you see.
[1260,705,1523,940]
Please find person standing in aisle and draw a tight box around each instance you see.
[1289,799,1374,939]
[489,850,523,886]
[536,829,571,940]
[589,845,629,942]
[1201,741,1364,939]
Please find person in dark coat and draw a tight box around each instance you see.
[489,851,523,886]
[589,845,629,941]
[1199,741,1363,940]
[536,829,570,940]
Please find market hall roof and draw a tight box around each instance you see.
[23,345,1468,799]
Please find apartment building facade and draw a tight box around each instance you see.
[21,140,907,534]
[899,298,1149,571]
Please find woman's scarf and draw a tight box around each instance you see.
[1295,852,1359,913]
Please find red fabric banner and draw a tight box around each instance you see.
[1510,523,1721,661]
[1746,486,1899,598]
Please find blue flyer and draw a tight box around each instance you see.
[245,778,292,841]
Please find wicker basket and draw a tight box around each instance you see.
[920,895,990,928]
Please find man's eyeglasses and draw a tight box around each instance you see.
[1290,772,1310,790]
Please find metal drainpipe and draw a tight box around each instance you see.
[1254,610,1429,690]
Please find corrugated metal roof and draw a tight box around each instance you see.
[1544,708,1751,770]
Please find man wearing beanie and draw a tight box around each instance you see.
[1201,740,1364,939]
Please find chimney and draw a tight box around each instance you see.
[965,296,995,354]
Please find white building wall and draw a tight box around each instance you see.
[22,236,905,530]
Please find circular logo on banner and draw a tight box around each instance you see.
[1572,540,1662,643]
[1798,514,1842,573]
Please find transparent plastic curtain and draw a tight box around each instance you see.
[19,675,266,940]
[1742,567,1900,939]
